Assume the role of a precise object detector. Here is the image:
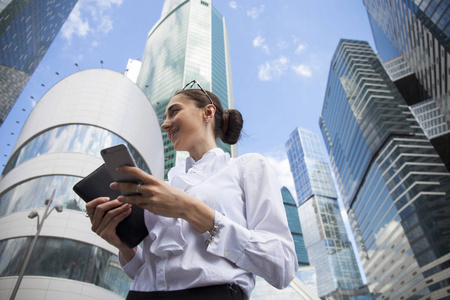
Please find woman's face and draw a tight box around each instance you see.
[161,94,206,152]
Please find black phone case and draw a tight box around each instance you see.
[73,164,148,248]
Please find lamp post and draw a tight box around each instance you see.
[9,190,63,300]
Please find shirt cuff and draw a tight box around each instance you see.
[205,211,251,264]
[119,246,143,279]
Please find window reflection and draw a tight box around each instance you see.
[0,175,86,217]
[0,237,131,297]
[3,124,149,176]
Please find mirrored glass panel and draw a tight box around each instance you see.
[3,124,150,176]
[0,175,86,217]
[0,237,131,297]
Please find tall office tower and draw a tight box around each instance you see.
[0,0,78,126]
[136,0,234,178]
[363,0,450,170]
[281,186,320,298]
[0,69,164,299]
[286,127,367,299]
[320,39,450,299]
[281,186,310,267]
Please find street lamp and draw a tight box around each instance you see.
[9,190,63,300]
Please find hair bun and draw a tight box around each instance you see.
[220,109,243,145]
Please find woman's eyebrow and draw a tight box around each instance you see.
[165,104,180,118]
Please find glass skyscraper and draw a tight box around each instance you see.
[286,127,367,299]
[281,186,309,267]
[0,0,78,125]
[136,0,234,179]
[320,39,450,299]
[364,0,449,109]
[363,0,450,170]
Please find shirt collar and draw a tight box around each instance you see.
[168,148,229,190]
[185,148,225,173]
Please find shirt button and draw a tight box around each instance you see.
[224,250,230,257]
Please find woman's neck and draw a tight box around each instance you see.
[189,141,217,161]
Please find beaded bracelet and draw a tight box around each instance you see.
[205,212,225,246]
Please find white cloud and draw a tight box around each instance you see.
[97,0,122,8]
[61,4,90,41]
[253,36,265,47]
[229,1,237,9]
[258,56,288,81]
[295,43,307,54]
[292,64,312,77]
[61,0,122,43]
[264,147,297,200]
[98,15,113,34]
[247,5,265,19]
[253,36,269,54]
[292,35,301,44]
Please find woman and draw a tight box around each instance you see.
[86,82,298,300]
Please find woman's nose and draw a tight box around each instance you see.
[161,119,169,132]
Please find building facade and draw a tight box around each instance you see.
[136,0,235,179]
[320,39,450,299]
[286,127,367,299]
[0,0,78,125]
[281,186,321,297]
[364,0,449,116]
[363,0,450,170]
[0,69,164,299]
[281,186,310,267]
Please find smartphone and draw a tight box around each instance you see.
[101,144,141,195]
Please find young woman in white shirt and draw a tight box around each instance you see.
[86,81,298,300]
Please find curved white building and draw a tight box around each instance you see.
[0,69,164,299]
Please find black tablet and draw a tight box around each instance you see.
[73,164,148,248]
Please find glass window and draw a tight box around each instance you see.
[0,175,87,217]
[3,124,150,176]
[0,237,131,297]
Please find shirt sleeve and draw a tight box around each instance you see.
[119,246,144,279]
[206,154,298,289]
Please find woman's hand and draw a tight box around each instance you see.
[85,197,136,258]
[111,166,215,233]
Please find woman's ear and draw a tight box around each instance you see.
[204,104,216,119]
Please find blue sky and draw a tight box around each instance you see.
[0,0,375,281]
[1,0,375,193]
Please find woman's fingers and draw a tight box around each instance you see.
[85,197,110,216]
[97,204,132,241]
[110,181,144,195]
[85,197,133,249]
[91,200,127,232]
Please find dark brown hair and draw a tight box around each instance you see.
[175,89,243,145]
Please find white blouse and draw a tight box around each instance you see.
[119,148,298,298]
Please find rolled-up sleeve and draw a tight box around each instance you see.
[206,154,298,288]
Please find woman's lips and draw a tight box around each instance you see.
[169,128,179,141]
